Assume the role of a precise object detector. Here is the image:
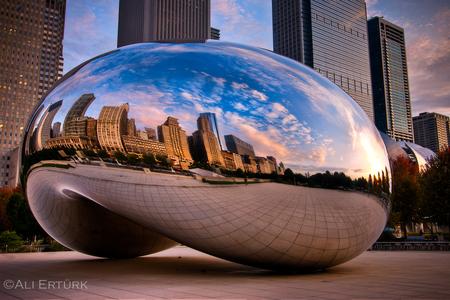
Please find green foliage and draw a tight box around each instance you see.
[96,149,110,159]
[284,168,294,179]
[113,150,127,162]
[309,171,353,189]
[5,189,45,240]
[142,153,157,166]
[127,154,139,165]
[155,155,172,167]
[276,177,283,183]
[307,179,315,187]
[389,156,420,238]
[14,246,38,253]
[419,146,450,227]
[0,188,13,232]
[0,230,23,250]
[42,240,71,252]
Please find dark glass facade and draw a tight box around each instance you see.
[368,17,413,142]
[273,0,374,120]
[117,0,211,47]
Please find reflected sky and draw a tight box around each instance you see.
[32,41,390,179]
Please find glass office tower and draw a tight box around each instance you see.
[368,17,413,142]
[273,0,374,120]
[117,0,211,47]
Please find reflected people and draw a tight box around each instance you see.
[22,41,392,270]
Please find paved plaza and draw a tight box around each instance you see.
[1,246,449,299]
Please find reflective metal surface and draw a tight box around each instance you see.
[22,41,391,270]
[397,141,436,170]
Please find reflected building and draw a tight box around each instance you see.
[0,0,66,187]
[272,0,374,120]
[122,135,167,156]
[199,112,223,150]
[127,118,137,137]
[117,0,211,47]
[255,157,271,174]
[145,127,157,140]
[225,134,255,158]
[211,27,220,40]
[33,100,63,151]
[52,122,62,138]
[63,94,96,136]
[413,112,450,153]
[97,103,129,153]
[157,116,192,161]
[368,17,413,142]
[190,116,224,166]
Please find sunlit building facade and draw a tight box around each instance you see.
[117,0,211,47]
[190,116,224,166]
[368,17,413,142]
[63,93,95,136]
[97,103,129,153]
[157,116,192,160]
[0,0,66,186]
[272,0,374,120]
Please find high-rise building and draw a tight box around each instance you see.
[33,100,62,151]
[199,112,222,150]
[157,116,192,161]
[190,116,224,166]
[63,93,95,136]
[272,0,374,120]
[117,0,211,47]
[413,112,450,153]
[368,17,413,142]
[225,134,255,158]
[0,0,66,187]
[97,103,129,153]
[210,27,220,40]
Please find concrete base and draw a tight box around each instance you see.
[1,246,449,299]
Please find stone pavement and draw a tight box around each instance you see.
[1,246,449,299]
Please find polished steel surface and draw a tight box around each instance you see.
[22,41,391,270]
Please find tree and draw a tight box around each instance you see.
[114,150,127,162]
[127,154,139,165]
[0,188,13,232]
[6,189,45,240]
[142,153,156,166]
[0,230,23,251]
[389,156,420,238]
[419,146,450,228]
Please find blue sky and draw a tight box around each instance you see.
[62,0,450,117]
[41,41,389,178]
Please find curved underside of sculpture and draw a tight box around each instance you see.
[27,163,388,270]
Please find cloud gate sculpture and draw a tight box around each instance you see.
[22,41,391,270]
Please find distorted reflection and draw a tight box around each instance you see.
[24,41,390,183]
[22,41,392,270]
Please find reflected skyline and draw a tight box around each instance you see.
[25,41,390,180]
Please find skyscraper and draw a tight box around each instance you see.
[157,116,192,161]
[0,0,66,187]
[368,17,413,142]
[97,103,129,153]
[199,112,222,150]
[63,93,95,136]
[190,116,224,166]
[117,0,211,47]
[272,0,374,120]
[413,112,450,153]
[225,134,255,158]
